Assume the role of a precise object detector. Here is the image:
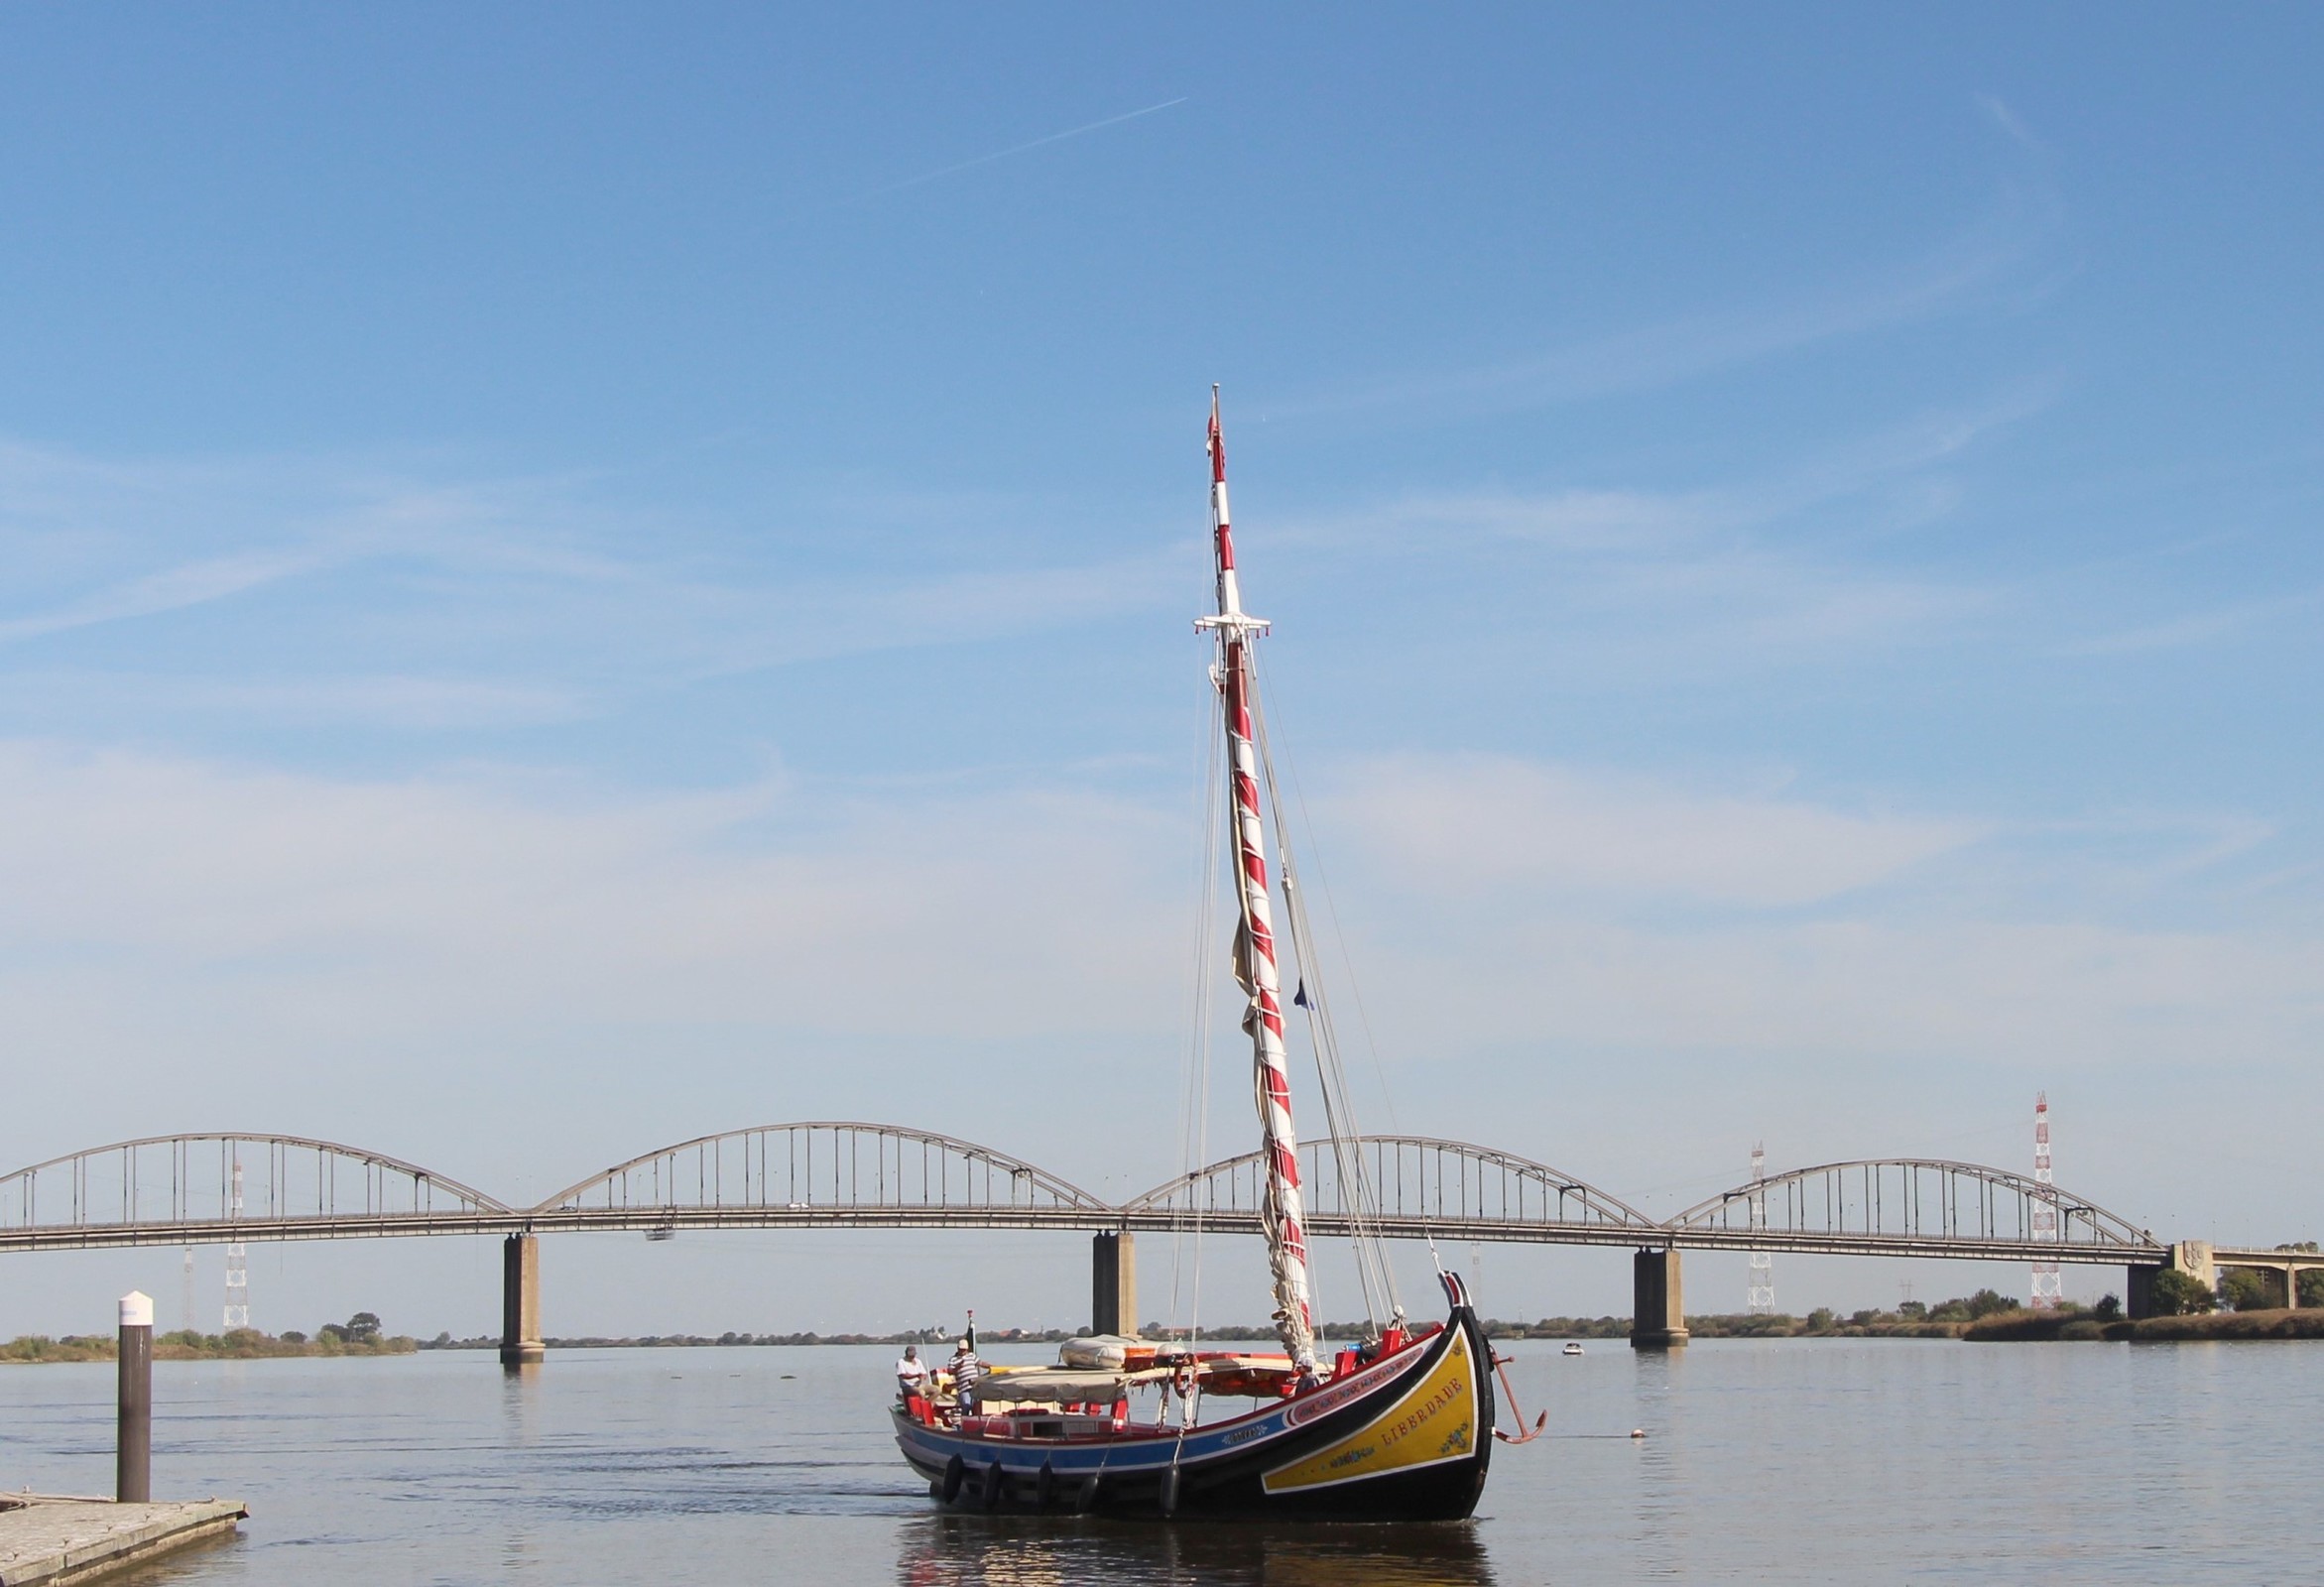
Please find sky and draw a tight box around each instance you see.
[3,6,2320,1338]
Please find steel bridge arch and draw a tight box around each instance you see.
[1665,1158,2159,1253]
[1121,1135,1659,1236]
[530,1122,1113,1230]
[0,1132,510,1250]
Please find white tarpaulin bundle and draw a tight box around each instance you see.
[1057,1335,1149,1370]
[975,1367,1135,1404]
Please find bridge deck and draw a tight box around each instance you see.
[0,1206,2165,1265]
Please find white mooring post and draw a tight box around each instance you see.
[117,1290,153,1503]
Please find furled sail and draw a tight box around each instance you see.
[1197,391,1318,1375]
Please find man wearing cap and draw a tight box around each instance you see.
[895,1344,929,1401]
[948,1338,984,1414]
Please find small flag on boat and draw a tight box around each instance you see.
[1292,980,1310,1010]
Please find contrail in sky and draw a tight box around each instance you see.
[867,97,1189,196]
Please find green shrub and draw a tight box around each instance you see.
[2149,1269,2215,1316]
[2219,1270,2271,1312]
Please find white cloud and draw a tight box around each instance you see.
[1294,757,2323,1084]
[1266,127,2066,428]
[95,672,589,730]
[2057,587,2324,657]
[1281,393,2045,557]
[0,742,1184,1039]
[0,435,1183,729]
[1261,399,2043,683]
[1350,914,2324,1072]
[0,549,332,643]
[1332,756,1981,908]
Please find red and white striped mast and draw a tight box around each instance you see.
[1197,388,1319,1375]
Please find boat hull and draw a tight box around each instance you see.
[892,1307,1494,1521]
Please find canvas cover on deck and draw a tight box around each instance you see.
[974,1367,1134,1404]
[1058,1335,1149,1370]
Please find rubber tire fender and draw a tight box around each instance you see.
[979,1460,1005,1511]
[1158,1465,1180,1518]
[1075,1474,1103,1514]
[1034,1460,1056,1510]
[939,1454,965,1505]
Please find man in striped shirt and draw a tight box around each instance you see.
[947,1339,984,1413]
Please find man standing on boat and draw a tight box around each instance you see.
[947,1338,983,1414]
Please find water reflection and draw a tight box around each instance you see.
[499,1360,542,1449]
[896,1514,1497,1587]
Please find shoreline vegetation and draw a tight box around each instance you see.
[4,1329,418,1364]
[17,1295,2317,1361]
[2,1312,415,1364]
[407,1290,2043,1350]
[1965,1306,2324,1342]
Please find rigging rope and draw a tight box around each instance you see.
[1247,670,1404,1332]
[1252,648,1444,1293]
[1168,671,1225,1345]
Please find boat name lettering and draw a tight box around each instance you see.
[1284,1357,1407,1426]
[1376,1377,1463,1452]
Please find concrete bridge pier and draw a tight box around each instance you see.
[501,1233,545,1368]
[1631,1248,1687,1349]
[1091,1231,1137,1337]
[2128,1240,2215,1319]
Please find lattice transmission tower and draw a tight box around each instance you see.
[2029,1093,2061,1310]
[223,1154,249,1330]
[1746,1142,1774,1314]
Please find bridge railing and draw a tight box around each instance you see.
[1665,1159,2158,1253]
[1122,1135,1659,1236]
[529,1123,1114,1229]
[0,1134,509,1245]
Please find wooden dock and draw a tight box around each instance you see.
[0,1496,245,1587]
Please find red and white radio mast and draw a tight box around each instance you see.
[1746,1143,1774,1314]
[2029,1094,2061,1310]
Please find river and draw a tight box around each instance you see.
[3,1336,2316,1584]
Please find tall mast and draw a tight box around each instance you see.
[1196,388,1318,1373]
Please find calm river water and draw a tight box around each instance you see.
[3,1337,2317,1584]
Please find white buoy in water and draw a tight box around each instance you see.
[1630,1428,1647,1439]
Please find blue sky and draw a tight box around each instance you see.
[3,6,2320,1334]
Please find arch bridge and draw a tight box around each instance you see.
[9,1123,2243,1358]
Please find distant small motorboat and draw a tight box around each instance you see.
[1562,1342,1583,1356]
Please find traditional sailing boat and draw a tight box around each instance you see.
[889,393,1496,1521]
